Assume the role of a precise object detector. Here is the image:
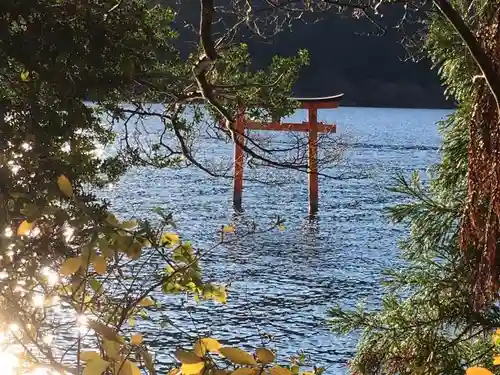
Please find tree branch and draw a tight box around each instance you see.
[433,0,500,112]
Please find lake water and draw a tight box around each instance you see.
[99,106,450,373]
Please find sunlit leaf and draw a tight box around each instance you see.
[125,360,141,375]
[106,214,119,226]
[103,339,121,360]
[269,366,293,375]
[212,286,227,304]
[256,348,275,364]
[181,361,205,375]
[231,369,257,375]
[82,357,110,375]
[120,220,138,230]
[175,349,202,364]
[200,337,222,353]
[20,71,30,81]
[57,175,74,197]
[161,232,180,246]
[17,220,34,236]
[466,369,494,375]
[92,256,107,275]
[222,225,235,233]
[88,321,124,343]
[131,333,143,345]
[60,257,82,276]
[116,360,141,375]
[194,341,206,357]
[219,347,257,366]
[90,278,104,294]
[140,348,156,375]
[138,297,155,307]
[80,350,101,362]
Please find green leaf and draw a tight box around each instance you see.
[20,71,30,81]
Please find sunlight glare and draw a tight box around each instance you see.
[62,226,74,243]
[32,294,45,308]
[42,267,59,286]
[0,350,19,375]
[77,315,88,335]
[3,227,13,238]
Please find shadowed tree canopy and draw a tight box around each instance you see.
[168,0,452,108]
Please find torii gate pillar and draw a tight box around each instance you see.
[232,94,343,216]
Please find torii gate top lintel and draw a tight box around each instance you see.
[233,93,344,215]
[290,93,344,108]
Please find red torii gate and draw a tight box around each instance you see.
[232,93,343,215]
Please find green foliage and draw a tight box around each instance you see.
[328,2,500,375]
[0,0,311,374]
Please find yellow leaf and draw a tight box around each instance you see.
[57,175,74,197]
[88,321,124,343]
[92,256,107,275]
[17,220,34,236]
[194,341,206,357]
[219,347,257,366]
[175,349,202,364]
[103,339,121,360]
[269,366,293,375]
[60,257,82,276]
[494,357,500,366]
[82,357,109,375]
[120,220,138,230]
[256,348,275,364]
[131,333,143,345]
[277,224,286,231]
[222,225,235,233]
[138,297,155,307]
[231,369,257,375]
[161,232,180,246]
[80,350,101,362]
[466,369,494,375]
[115,360,141,375]
[200,337,222,353]
[212,286,228,304]
[181,362,205,375]
[140,348,156,375]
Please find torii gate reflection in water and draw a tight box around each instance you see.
[232,94,343,216]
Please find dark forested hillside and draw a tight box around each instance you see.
[171,1,453,109]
